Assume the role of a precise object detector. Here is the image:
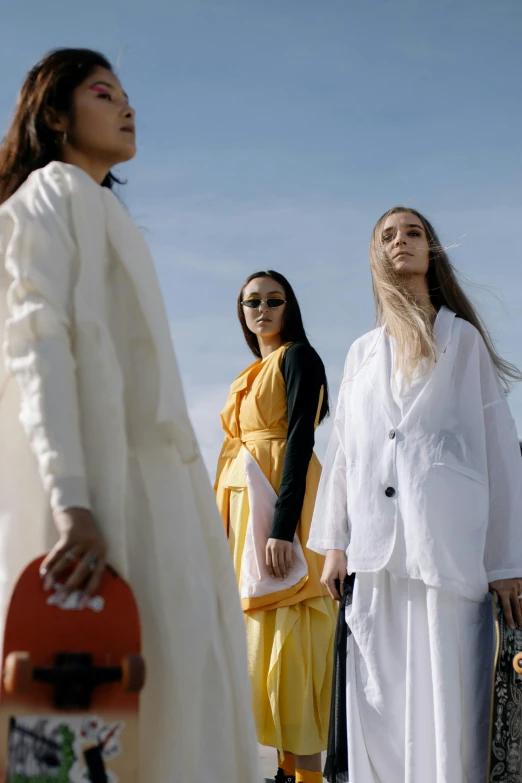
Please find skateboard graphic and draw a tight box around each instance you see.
[0,557,145,782]
[488,592,522,782]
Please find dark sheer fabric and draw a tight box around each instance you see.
[324,574,355,783]
[269,342,326,541]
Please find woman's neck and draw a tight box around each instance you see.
[404,275,435,320]
[258,335,284,359]
[62,148,111,185]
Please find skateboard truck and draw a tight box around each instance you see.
[3,650,145,708]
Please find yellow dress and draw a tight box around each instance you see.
[215,344,336,755]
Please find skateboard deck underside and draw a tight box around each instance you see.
[489,594,522,782]
[0,558,141,783]
[0,707,138,782]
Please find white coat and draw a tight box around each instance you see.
[308,306,522,601]
[0,162,259,782]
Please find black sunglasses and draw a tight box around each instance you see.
[241,297,287,309]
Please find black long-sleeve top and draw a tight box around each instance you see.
[269,342,326,542]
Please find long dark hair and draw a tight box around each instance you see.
[237,270,330,422]
[0,48,121,203]
[370,206,522,389]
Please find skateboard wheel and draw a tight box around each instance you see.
[4,652,32,694]
[513,652,522,675]
[121,654,146,693]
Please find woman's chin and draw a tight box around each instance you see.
[253,327,280,340]
[394,261,427,278]
[113,144,137,164]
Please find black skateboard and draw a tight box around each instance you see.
[488,591,522,782]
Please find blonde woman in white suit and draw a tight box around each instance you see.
[308,206,522,783]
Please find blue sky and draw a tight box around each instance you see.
[1,0,521,471]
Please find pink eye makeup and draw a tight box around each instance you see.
[88,81,132,107]
[90,85,111,96]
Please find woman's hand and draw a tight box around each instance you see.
[321,549,348,601]
[489,577,522,631]
[266,538,293,580]
[40,508,107,602]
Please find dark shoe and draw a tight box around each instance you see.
[274,769,295,783]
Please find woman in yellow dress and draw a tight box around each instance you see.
[215,270,336,783]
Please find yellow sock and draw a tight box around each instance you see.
[295,771,322,783]
[279,752,296,776]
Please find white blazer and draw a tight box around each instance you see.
[0,162,259,780]
[0,162,199,514]
[308,306,522,601]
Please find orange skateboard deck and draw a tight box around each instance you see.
[0,556,144,782]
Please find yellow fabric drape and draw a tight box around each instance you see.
[215,344,336,754]
[215,344,332,612]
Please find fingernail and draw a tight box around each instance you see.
[40,567,47,577]
[43,575,54,591]
[270,575,275,579]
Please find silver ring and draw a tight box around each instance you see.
[64,551,76,563]
[85,555,98,572]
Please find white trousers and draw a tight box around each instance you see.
[346,571,494,783]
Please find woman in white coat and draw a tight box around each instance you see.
[0,48,259,782]
[308,206,522,783]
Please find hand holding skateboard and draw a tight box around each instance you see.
[321,550,348,601]
[40,508,107,603]
[489,577,522,631]
[0,556,144,781]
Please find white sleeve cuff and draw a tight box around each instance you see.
[486,569,522,584]
[306,538,348,556]
[50,476,91,513]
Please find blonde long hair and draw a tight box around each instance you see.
[369,206,521,389]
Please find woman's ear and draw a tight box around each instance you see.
[42,107,66,134]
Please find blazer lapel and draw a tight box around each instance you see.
[366,328,400,429]
[398,307,457,430]
[102,193,192,420]
[365,307,458,432]
[66,165,199,463]
[66,167,108,323]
